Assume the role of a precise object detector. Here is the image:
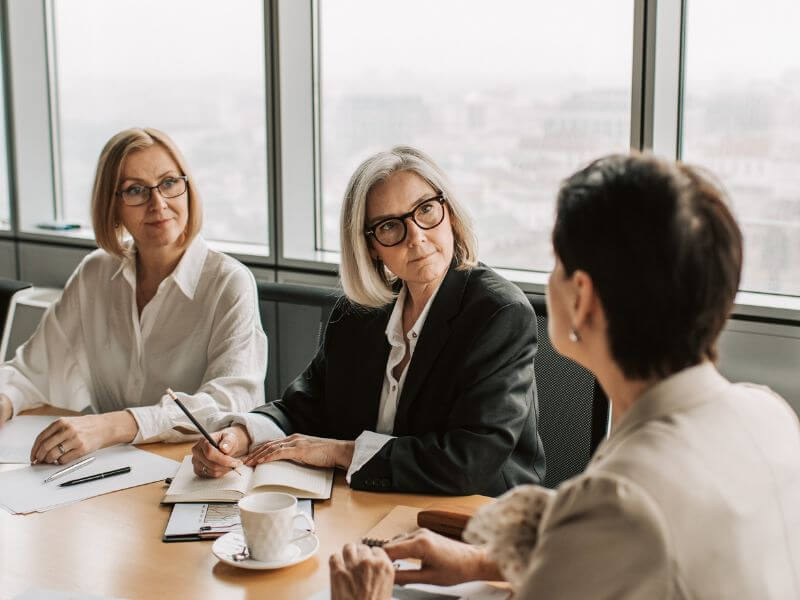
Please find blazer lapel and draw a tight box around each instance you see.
[392,263,470,434]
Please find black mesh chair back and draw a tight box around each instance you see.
[527,294,609,488]
[256,282,341,401]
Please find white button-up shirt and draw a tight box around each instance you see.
[224,283,440,483]
[0,236,267,443]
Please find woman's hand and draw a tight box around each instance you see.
[330,543,395,600]
[0,395,12,427]
[384,528,503,587]
[243,433,355,470]
[192,425,249,478]
[30,411,139,464]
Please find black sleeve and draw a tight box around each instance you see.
[350,300,537,495]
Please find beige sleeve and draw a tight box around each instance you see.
[515,472,677,600]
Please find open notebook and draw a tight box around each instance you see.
[162,456,334,502]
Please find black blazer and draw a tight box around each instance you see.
[253,263,545,496]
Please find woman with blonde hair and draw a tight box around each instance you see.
[0,128,267,464]
[194,145,545,495]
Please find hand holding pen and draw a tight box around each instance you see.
[166,388,243,477]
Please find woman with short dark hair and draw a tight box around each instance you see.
[330,153,800,599]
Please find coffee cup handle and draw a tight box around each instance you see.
[289,512,315,544]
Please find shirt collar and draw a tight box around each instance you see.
[385,282,443,345]
[109,236,209,300]
[597,362,730,458]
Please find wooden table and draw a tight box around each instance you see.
[0,410,491,599]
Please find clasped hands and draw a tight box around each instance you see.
[191,425,356,478]
[329,529,503,600]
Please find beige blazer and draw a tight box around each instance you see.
[518,363,800,599]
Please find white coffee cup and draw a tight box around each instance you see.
[237,492,315,562]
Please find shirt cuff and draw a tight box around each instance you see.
[127,405,172,444]
[346,430,395,484]
[206,412,286,450]
[2,385,41,418]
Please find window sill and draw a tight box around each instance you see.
[18,227,97,247]
[15,227,272,263]
[732,291,800,325]
[8,233,800,325]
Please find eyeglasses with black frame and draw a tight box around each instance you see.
[117,175,189,206]
[365,194,447,247]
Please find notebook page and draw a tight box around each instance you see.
[251,460,331,497]
[167,456,253,498]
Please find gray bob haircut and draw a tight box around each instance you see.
[339,146,478,308]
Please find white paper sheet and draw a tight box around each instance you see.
[0,416,60,463]
[310,582,508,600]
[310,567,509,600]
[309,558,510,600]
[0,444,179,514]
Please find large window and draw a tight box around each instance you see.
[319,0,633,271]
[52,0,269,247]
[683,0,800,296]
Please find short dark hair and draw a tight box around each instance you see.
[552,153,743,380]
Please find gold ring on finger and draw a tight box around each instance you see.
[57,442,66,455]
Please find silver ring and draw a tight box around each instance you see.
[57,442,66,455]
[201,465,208,476]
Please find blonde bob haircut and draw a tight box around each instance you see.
[92,127,202,257]
[340,145,478,308]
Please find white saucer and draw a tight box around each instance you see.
[212,530,319,570]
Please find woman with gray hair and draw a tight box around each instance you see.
[194,146,545,495]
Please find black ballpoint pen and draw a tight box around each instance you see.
[58,466,131,487]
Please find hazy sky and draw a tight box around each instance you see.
[321,0,634,86]
[685,0,800,84]
[53,0,800,87]
[54,0,265,82]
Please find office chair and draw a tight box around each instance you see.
[255,281,609,489]
[527,293,610,489]
[256,282,341,401]
[0,281,63,363]
[0,279,33,360]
